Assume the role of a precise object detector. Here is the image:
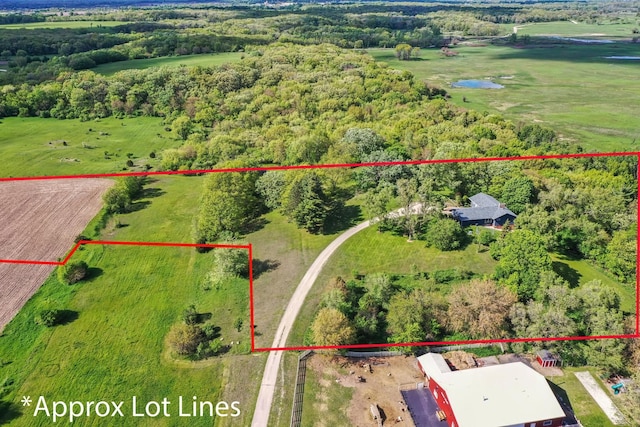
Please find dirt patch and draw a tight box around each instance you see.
[0,178,113,330]
[308,354,421,426]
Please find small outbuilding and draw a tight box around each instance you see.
[536,350,561,368]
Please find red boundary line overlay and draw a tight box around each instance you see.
[0,152,638,351]
[0,151,639,182]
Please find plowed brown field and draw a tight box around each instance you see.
[0,178,113,330]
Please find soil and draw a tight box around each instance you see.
[0,178,113,330]
[308,354,424,426]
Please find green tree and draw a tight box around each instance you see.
[605,226,636,283]
[103,186,131,214]
[196,166,260,242]
[394,43,413,60]
[425,217,466,251]
[311,308,356,347]
[281,172,328,233]
[34,309,63,327]
[256,171,286,211]
[492,229,552,301]
[501,176,535,214]
[57,261,88,285]
[172,115,194,141]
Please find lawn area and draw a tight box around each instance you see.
[94,53,243,76]
[551,254,636,315]
[502,20,639,38]
[0,116,179,178]
[0,21,124,30]
[549,367,621,427]
[288,226,497,347]
[367,43,640,152]
[0,176,263,426]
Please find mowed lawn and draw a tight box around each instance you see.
[0,176,263,426]
[94,53,243,76]
[368,43,640,152]
[0,117,179,178]
[0,21,124,30]
[548,368,619,427]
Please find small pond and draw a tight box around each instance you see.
[451,80,504,89]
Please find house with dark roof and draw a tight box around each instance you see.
[450,193,516,227]
[416,353,566,427]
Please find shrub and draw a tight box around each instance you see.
[182,305,198,325]
[167,324,204,356]
[34,309,62,327]
[57,261,88,285]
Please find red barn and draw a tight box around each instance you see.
[417,353,566,427]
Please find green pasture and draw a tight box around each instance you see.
[502,20,639,38]
[0,116,179,178]
[94,53,243,76]
[0,21,124,30]
[0,176,262,426]
[368,44,640,152]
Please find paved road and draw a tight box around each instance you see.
[251,204,423,426]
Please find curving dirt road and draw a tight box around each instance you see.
[251,204,422,426]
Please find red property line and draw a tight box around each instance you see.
[256,333,640,353]
[0,151,639,182]
[1,152,638,351]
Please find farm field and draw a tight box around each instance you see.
[0,178,112,330]
[368,43,640,152]
[0,21,124,29]
[0,116,178,178]
[93,52,244,76]
[0,176,262,426]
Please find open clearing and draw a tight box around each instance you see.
[0,21,123,30]
[0,178,112,330]
[368,43,640,152]
[0,116,178,178]
[93,52,243,76]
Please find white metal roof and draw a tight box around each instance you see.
[420,354,565,427]
[417,353,451,376]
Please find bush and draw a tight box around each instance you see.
[34,309,62,327]
[167,324,204,356]
[182,305,198,325]
[57,261,88,285]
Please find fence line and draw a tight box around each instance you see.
[290,350,314,427]
[345,350,403,358]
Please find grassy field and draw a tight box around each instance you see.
[0,21,124,30]
[503,21,639,38]
[0,176,263,426]
[0,116,179,178]
[368,43,640,152]
[94,53,244,76]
